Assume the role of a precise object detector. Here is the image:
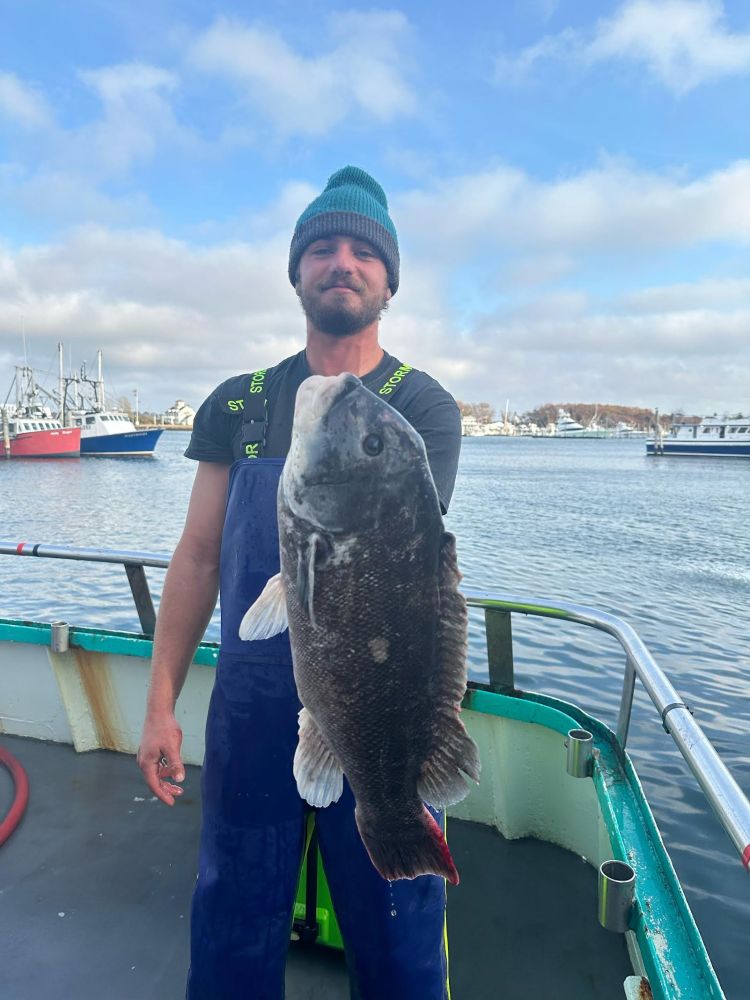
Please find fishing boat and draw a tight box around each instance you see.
[1,543,748,999]
[1,366,81,458]
[60,348,163,457]
[69,409,163,456]
[647,414,750,457]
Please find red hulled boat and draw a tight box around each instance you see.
[4,415,81,458]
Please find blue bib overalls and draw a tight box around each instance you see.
[186,457,450,1000]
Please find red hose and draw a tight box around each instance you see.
[0,745,29,846]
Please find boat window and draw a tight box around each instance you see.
[86,416,96,425]
[739,427,748,433]
[9,423,15,433]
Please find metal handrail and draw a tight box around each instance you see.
[463,587,750,875]
[0,541,170,634]
[2,541,749,873]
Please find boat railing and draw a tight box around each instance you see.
[0,541,170,635]
[2,541,749,875]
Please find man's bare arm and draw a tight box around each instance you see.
[137,461,230,804]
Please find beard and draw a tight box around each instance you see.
[297,277,390,337]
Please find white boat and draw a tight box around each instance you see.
[555,408,611,438]
[647,415,750,457]
[2,541,749,998]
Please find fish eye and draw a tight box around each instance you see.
[362,433,384,456]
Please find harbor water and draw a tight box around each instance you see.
[1,431,749,998]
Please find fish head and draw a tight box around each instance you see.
[282,372,431,533]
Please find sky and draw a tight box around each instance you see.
[1,0,749,416]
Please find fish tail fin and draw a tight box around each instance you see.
[357,806,459,886]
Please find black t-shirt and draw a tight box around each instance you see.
[185,350,462,512]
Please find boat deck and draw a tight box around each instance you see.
[1,735,631,999]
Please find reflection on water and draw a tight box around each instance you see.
[1,432,749,996]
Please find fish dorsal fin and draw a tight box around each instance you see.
[238,573,289,640]
[417,532,481,808]
[296,533,326,627]
[293,707,344,808]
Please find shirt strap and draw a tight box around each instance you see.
[241,369,269,459]
[375,360,413,402]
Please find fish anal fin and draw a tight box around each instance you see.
[293,707,344,808]
[238,573,288,641]
[417,713,481,809]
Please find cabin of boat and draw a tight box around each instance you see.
[647,415,750,457]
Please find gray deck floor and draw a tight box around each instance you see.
[0,735,631,999]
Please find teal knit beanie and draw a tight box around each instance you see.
[288,166,400,294]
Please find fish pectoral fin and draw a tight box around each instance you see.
[293,708,344,808]
[238,573,289,641]
[417,714,481,809]
[296,533,325,627]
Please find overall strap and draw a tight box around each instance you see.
[241,369,270,459]
[376,360,413,402]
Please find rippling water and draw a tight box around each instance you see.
[1,432,749,997]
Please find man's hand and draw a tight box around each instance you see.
[137,711,185,806]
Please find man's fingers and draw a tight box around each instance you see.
[157,755,185,783]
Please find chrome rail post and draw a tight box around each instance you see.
[124,563,157,636]
[484,608,514,692]
[616,655,637,748]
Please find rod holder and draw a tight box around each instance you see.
[50,621,69,653]
[565,728,594,778]
[598,860,635,933]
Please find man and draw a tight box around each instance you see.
[138,166,462,999]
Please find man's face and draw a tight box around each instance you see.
[296,235,392,337]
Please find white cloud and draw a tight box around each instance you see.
[0,72,53,129]
[76,63,187,174]
[496,0,750,94]
[188,12,418,138]
[589,0,750,93]
[395,159,750,266]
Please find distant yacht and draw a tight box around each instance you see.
[554,408,611,438]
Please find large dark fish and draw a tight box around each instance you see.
[239,372,480,883]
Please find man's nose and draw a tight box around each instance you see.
[328,245,356,272]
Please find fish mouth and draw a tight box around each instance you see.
[295,372,361,425]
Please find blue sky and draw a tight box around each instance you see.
[1,0,749,415]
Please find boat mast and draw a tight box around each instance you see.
[58,342,65,425]
[96,349,104,411]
